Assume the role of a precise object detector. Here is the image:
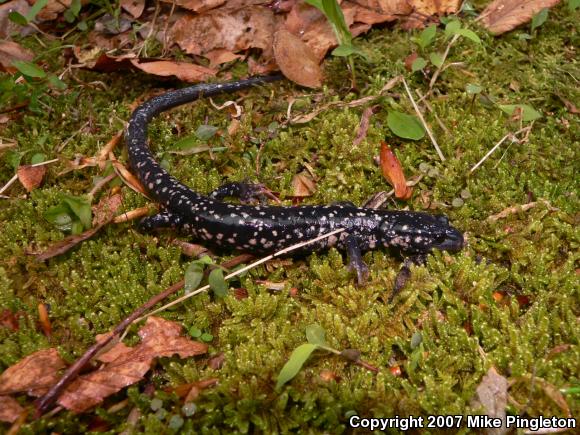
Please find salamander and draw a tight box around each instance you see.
[126,76,464,284]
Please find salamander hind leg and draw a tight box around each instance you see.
[209,182,276,204]
[139,210,183,231]
[344,234,370,286]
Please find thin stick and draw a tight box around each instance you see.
[133,228,347,324]
[469,126,530,174]
[429,34,460,90]
[402,77,445,161]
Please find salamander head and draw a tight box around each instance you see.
[379,212,464,254]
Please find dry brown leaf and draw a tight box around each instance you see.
[380,142,412,199]
[0,348,66,397]
[58,316,208,413]
[120,0,145,19]
[184,378,219,402]
[273,29,323,88]
[353,106,376,146]
[0,41,34,73]
[204,48,244,67]
[16,165,46,192]
[160,0,226,13]
[292,172,317,197]
[92,193,123,227]
[208,352,225,370]
[409,0,461,15]
[480,0,562,35]
[0,309,22,331]
[37,303,52,337]
[170,7,278,60]
[471,366,508,435]
[0,396,24,423]
[130,60,217,83]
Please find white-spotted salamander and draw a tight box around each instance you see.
[126,76,464,284]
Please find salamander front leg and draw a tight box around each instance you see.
[345,234,370,286]
[139,210,183,231]
[209,182,277,204]
[390,254,427,302]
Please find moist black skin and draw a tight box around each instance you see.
[126,76,464,284]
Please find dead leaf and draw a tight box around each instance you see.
[204,48,244,67]
[380,141,412,200]
[320,369,341,382]
[58,316,208,413]
[0,396,24,423]
[172,240,209,257]
[120,0,145,19]
[480,0,562,35]
[0,348,66,397]
[160,0,226,13]
[130,60,217,83]
[37,304,51,337]
[471,366,508,435]
[208,352,225,370]
[292,172,317,197]
[170,7,279,60]
[0,41,34,73]
[182,378,219,402]
[404,52,419,72]
[92,193,123,226]
[273,28,323,88]
[16,165,46,192]
[0,309,21,331]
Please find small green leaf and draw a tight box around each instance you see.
[418,24,437,49]
[172,135,199,151]
[275,343,318,390]
[5,150,24,170]
[429,52,444,68]
[30,153,46,165]
[209,268,228,298]
[71,221,84,235]
[331,44,357,57]
[200,332,213,342]
[25,0,48,21]
[77,20,88,31]
[444,19,461,38]
[466,83,482,95]
[498,104,542,122]
[12,61,46,78]
[44,204,74,232]
[305,324,328,347]
[454,28,481,44]
[411,57,427,72]
[48,75,67,90]
[62,195,92,229]
[195,125,218,141]
[387,111,425,140]
[531,8,549,32]
[8,11,28,26]
[197,255,214,265]
[184,262,204,293]
[188,327,202,338]
[410,331,423,349]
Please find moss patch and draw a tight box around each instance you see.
[1,4,578,433]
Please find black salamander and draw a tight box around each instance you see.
[126,76,464,284]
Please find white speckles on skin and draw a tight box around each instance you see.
[227,238,235,243]
[327,235,338,246]
[402,225,409,231]
[260,238,267,244]
[148,182,154,189]
[249,239,257,245]
[272,230,278,236]
[216,234,223,240]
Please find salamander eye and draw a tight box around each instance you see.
[437,215,449,226]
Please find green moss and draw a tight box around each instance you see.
[1,3,579,433]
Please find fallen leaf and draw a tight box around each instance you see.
[130,60,217,83]
[160,0,226,13]
[0,41,34,73]
[0,348,66,397]
[380,142,412,200]
[58,317,208,413]
[471,366,508,435]
[0,396,24,423]
[0,309,22,331]
[480,0,562,35]
[172,240,209,257]
[233,287,249,300]
[120,0,145,18]
[170,7,279,60]
[0,0,32,39]
[37,303,51,337]
[92,193,123,227]
[203,48,244,67]
[16,165,46,192]
[208,352,225,370]
[292,172,317,197]
[183,378,219,402]
[273,28,323,88]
